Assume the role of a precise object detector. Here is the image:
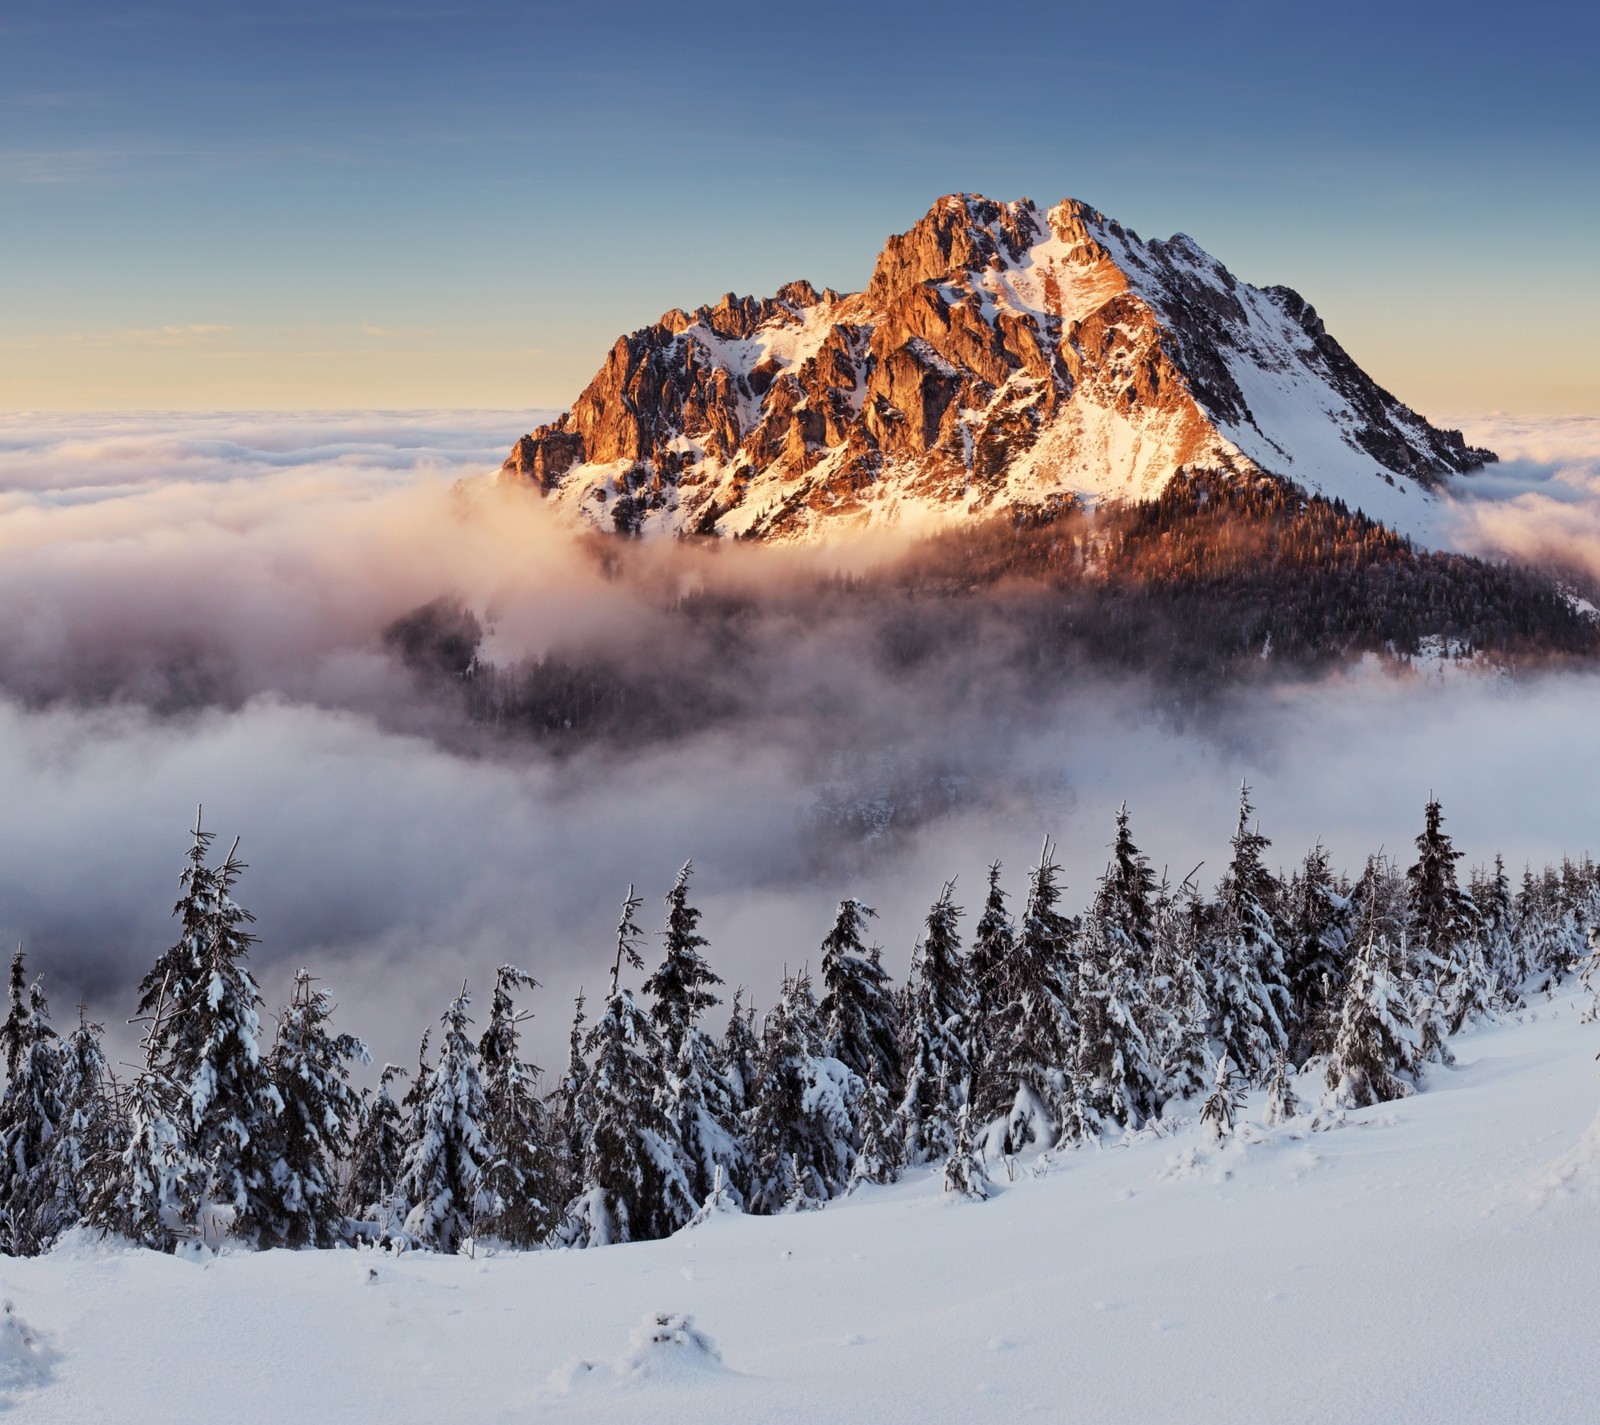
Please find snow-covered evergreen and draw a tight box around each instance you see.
[559,889,695,1246]
[264,970,368,1248]
[978,840,1080,1153]
[1204,785,1290,1082]
[745,969,859,1213]
[398,985,493,1253]
[1325,919,1417,1109]
[1281,843,1353,1064]
[897,880,972,1165]
[345,1064,409,1236]
[476,965,558,1247]
[819,899,902,1098]
[134,818,282,1244]
[0,950,64,1255]
[1075,808,1162,1130]
[643,865,742,1205]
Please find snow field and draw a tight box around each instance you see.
[4,989,1598,1424]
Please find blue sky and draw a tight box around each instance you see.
[2,0,1595,412]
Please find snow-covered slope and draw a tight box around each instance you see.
[6,989,1598,1424]
[500,196,1494,543]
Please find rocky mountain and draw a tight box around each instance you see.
[499,195,1494,542]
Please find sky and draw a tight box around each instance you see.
[2,0,1596,416]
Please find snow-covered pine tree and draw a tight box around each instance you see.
[745,968,859,1214]
[1324,915,1417,1109]
[720,988,759,1117]
[134,818,282,1245]
[0,950,65,1255]
[819,899,902,1098]
[975,839,1080,1154]
[559,889,695,1246]
[476,965,558,1246]
[941,1103,990,1201]
[264,970,369,1248]
[87,1068,194,1251]
[964,862,1015,1117]
[1075,808,1162,1131]
[1470,854,1522,1007]
[642,864,742,1205]
[1406,796,1482,1037]
[643,862,721,1062]
[1281,843,1353,1065]
[1148,868,1212,1105]
[398,984,493,1253]
[344,1064,408,1237]
[848,1061,904,1190]
[550,990,588,1210]
[1263,1052,1299,1125]
[1204,784,1290,1082]
[43,1007,115,1239]
[898,880,973,1165]
[1199,1055,1245,1143]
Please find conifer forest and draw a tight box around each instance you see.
[5,788,1595,1260]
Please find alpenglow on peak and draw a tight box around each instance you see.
[500,195,1493,542]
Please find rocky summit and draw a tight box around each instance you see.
[499,195,1495,542]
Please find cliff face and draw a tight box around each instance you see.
[501,195,1494,541]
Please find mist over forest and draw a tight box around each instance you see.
[1,409,1597,1074]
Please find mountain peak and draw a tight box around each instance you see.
[499,195,1494,542]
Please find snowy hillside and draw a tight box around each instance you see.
[4,988,1598,1424]
[499,195,1493,543]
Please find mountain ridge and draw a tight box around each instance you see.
[499,195,1495,542]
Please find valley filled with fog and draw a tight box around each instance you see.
[1,409,1596,1073]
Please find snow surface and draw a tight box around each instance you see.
[5,990,1600,1423]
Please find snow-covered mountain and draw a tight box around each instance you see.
[499,195,1494,542]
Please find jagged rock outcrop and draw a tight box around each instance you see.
[500,195,1494,541]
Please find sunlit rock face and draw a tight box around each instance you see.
[500,195,1494,542]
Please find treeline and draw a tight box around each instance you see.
[893,471,1600,674]
[2,792,1598,1258]
[387,472,1600,747]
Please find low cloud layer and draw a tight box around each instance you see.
[1,411,1597,1073]
[1444,415,1600,585]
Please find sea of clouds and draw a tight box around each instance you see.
[0,409,1596,1072]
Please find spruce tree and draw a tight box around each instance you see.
[1148,869,1212,1105]
[977,840,1079,1152]
[344,1064,408,1237]
[965,862,1015,1116]
[720,988,759,1117]
[264,970,368,1248]
[819,899,901,1097]
[551,990,589,1210]
[643,865,741,1204]
[745,968,858,1213]
[477,965,558,1246]
[89,1069,194,1251]
[642,862,721,1062]
[1199,1055,1245,1143]
[849,1062,904,1190]
[135,819,282,1244]
[1205,785,1290,1081]
[1281,844,1353,1064]
[1406,796,1480,1033]
[1263,1052,1299,1125]
[44,1007,115,1240]
[398,985,493,1252]
[0,950,65,1255]
[1075,809,1162,1130]
[559,889,694,1246]
[1325,917,1417,1109]
[898,881,973,1165]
